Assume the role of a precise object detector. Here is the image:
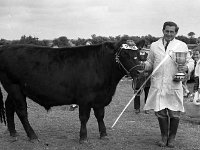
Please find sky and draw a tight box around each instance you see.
[1,0,200,40]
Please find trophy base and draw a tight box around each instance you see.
[173,73,185,82]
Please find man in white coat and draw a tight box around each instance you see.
[143,21,194,148]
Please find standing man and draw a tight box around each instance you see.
[134,49,151,114]
[143,21,194,148]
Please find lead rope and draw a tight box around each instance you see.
[132,78,144,96]
[115,54,130,76]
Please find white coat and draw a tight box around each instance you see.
[143,38,194,112]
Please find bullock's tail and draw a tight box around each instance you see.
[0,88,6,125]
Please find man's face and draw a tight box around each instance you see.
[193,51,200,62]
[163,25,177,42]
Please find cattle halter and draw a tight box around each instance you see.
[115,44,140,75]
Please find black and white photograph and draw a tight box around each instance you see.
[0,0,200,149]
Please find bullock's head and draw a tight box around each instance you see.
[115,39,146,79]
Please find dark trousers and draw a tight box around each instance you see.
[134,87,150,110]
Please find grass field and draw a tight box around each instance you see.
[0,80,200,150]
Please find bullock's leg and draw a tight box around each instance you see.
[9,85,38,141]
[79,105,91,143]
[5,95,18,137]
[93,107,107,139]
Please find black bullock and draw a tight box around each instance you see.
[0,39,145,143]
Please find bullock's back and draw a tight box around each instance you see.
[0,43,118,107]
[0,43,115,64]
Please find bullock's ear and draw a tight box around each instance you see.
[135,39,146,50]
[115,38,128,48]
[113,38,128,51]
[103,42,116,53]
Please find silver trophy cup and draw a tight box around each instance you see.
[173,52,187,82]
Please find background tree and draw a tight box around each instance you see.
[19,35,40,45]
[53,36,69,47]
[74,38,86,46]
[142,34,158,45]
[176,35,189,44]
[91,34,110,44]
[196,37,200,45]
[188,32,195,38]
[2,33,198,47]
[187,32,196,44]
[0,39,10,45]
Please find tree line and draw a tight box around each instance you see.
[0,32,199,48]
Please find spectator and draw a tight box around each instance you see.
[134,50,151,114]
[86,41,92,45]
[193,47,200,92]
[182,50,194,97]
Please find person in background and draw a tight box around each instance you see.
[143,21,194,148]
[86,41,92,45]
[192,47,200,92]
[196,37,200,45]
[182,52,193,97]
[134,49,151,114]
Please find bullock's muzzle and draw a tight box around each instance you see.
[129,61,145,78]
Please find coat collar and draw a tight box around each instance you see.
[158,38,177,51]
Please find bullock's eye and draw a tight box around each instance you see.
[121,51,130,59]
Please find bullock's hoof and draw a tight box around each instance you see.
[8,136,18,143]
[5,131,19,143]
[4,129,18,137]
[100,133,108,140]
[3,129,9,134]
[29,135,39,143]
[10,132,19,137]
[100,136,109,141]
[79,138,88,144]
[29,138,40,144]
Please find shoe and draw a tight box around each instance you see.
[135,109,140,114]
[69,105,78,111]
[158,136,168,147]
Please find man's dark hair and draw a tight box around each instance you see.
[162,21,179,32]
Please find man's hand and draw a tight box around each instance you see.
[177,65,188,73]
